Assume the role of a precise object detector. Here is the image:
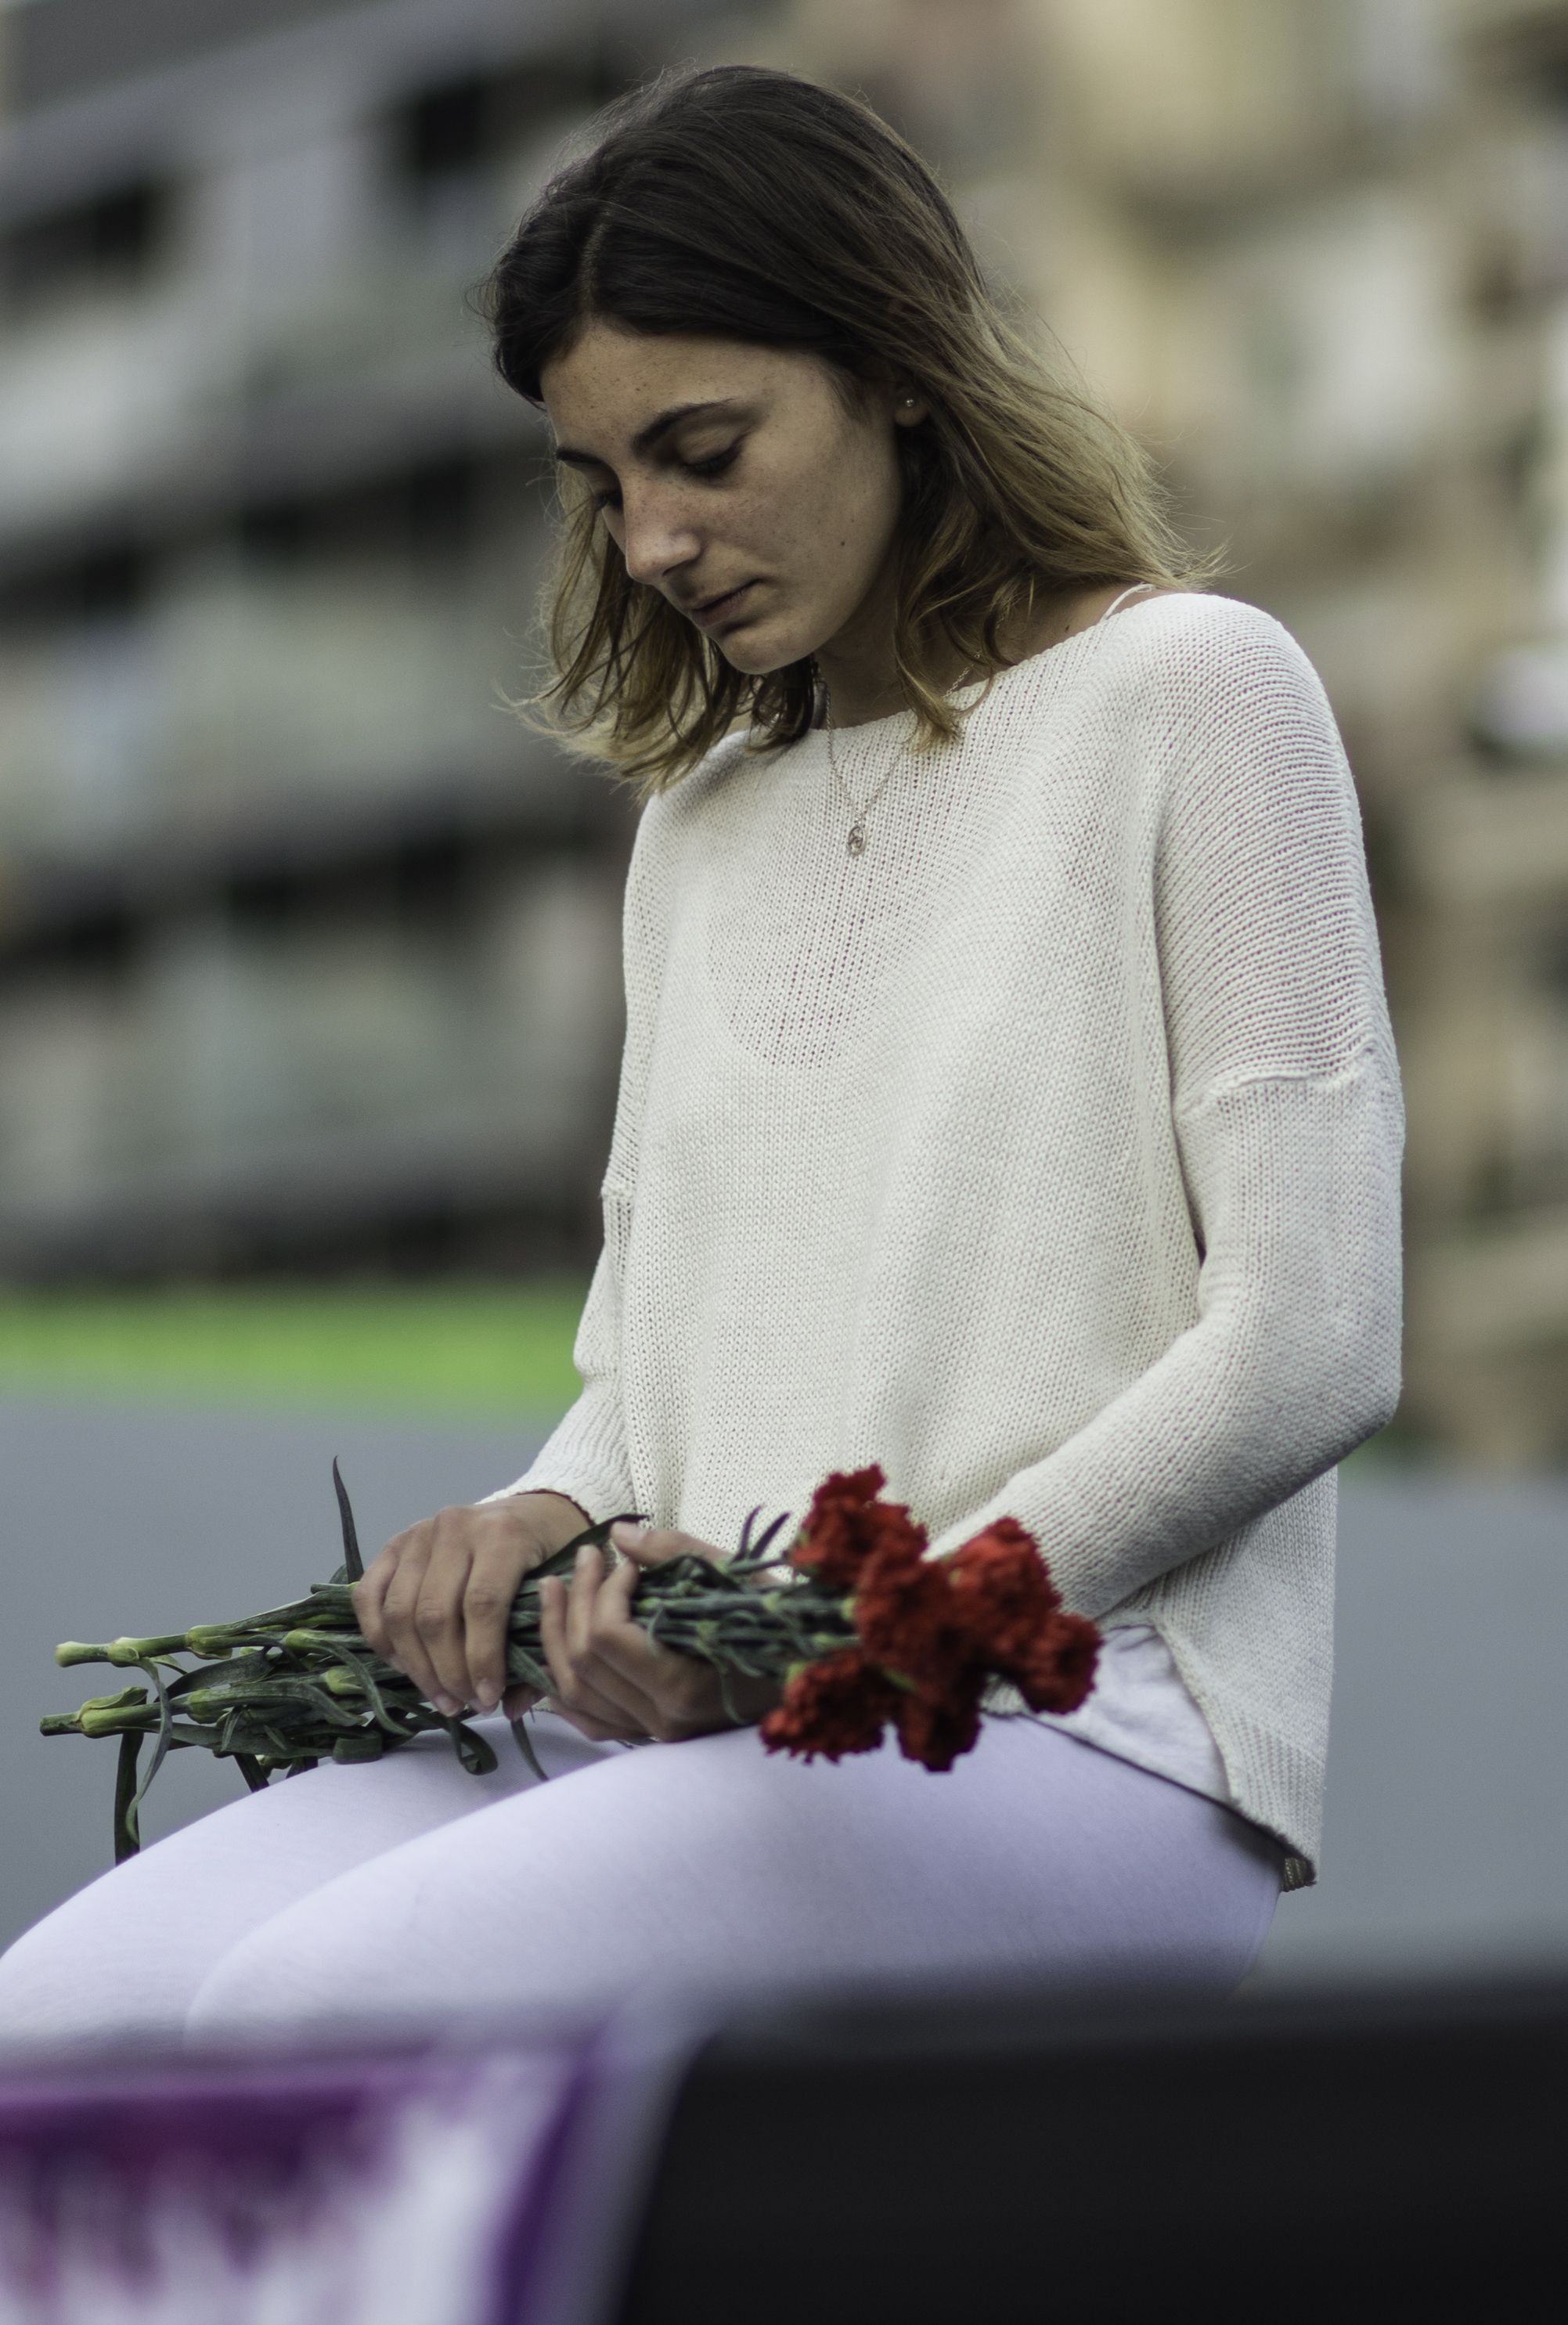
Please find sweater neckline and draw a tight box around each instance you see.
[813,590,1156,744]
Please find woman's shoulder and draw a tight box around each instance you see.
[979,591,1346,817]
[987,589,1339,768]
[1083,589,1327,706]
[626,727,758,886]
[647,726,755,817]
[636,723,791,851]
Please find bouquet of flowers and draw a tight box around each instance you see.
[43,1463,1099,1864]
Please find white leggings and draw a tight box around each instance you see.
[0,1715,1282,2063]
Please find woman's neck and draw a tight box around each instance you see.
[815,582,1141,729]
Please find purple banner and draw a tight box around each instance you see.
[0,2043,601,2325]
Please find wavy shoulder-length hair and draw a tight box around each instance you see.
[482,65,1198,793]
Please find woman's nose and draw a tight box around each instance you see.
[619,487,701,588]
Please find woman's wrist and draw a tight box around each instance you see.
[506,1490,593,1552]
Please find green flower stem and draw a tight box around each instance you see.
[44,1506,851,1862]
[113,1733,142,1864]
[56,1638,188,1669]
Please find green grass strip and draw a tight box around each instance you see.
[0,1283,587,1415]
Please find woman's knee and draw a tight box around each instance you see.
[0,1718,587,2059]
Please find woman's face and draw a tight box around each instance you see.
[540,321,923,677]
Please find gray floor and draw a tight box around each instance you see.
[1,1400,546,1954]
[2,1404,1564,1981]
[1254,1474,1568,1981]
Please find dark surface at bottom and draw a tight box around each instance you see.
[616,1978,1563,2324]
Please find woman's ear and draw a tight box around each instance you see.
[856,359,929,428]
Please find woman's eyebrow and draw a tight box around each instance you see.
[553,398,743,467]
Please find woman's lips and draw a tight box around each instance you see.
[688,582,755,630]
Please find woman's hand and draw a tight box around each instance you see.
[354,1491,588,1718]
[515,1521,780,1743]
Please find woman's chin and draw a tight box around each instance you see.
[715,641,777,676]
[712,622,809,678]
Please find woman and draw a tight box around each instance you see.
[0,67,1400,2057]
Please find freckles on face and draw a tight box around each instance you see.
[540,323,907,674]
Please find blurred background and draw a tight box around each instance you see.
[0,0,1563,1979]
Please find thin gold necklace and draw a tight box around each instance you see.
[820,587,1152,856]
[822,686,905,859]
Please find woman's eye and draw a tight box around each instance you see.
[592,487,623,514]
[685,445,739,481]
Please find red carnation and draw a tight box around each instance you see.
[1010,1611,1101,1715]
[853,1533,975,1701]
[949,1518,1063,1664]
[766,1476,1101,1777]
[760,1650,901,1763]
[850,1529,996,1770]
[947,1518,1099,1711]
[893,1684,984,1772]
[791,1465,925,1590]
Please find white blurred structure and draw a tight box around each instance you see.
[752,0,1568,1463]
[0,0,751,1278]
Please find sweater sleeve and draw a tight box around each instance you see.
[478,793,675,1521]
[478,1219,637,1519]
[925,609,1404,1615]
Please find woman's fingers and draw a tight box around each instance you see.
[359,1524,455,1708]
[409,1511,485,1712]
[609,1521,714,1568]
[538,1564,653,1738]
[535,1566,571,1701]
[463,1490,591,1707]
[580,1555,741,1739]
[353,1494,586,1717]
[578,1555,688,1725]
[406,1503,521,1712]
[462,1536,530,1714]
[563,1541,605,1670]
[352,1534,409,1657]
[526,1527,777,1746]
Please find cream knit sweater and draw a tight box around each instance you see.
[499,593,1404,1880]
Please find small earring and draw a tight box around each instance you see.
[903,396,916,407]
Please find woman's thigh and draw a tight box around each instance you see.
[188,1721,1283,2051]
[0,1714,614,2061]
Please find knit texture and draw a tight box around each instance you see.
[497,593,1404,1878]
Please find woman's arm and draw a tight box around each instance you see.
[352,1216,640,1713]
[354,798,684,1712]
[477,1229,640,1521]
[927,1061,1401,1609]
[928,611,1404,1612]
[478,794,679,1525]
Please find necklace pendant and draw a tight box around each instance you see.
[846,822,867,858]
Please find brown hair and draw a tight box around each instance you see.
[483,65,1197,791]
